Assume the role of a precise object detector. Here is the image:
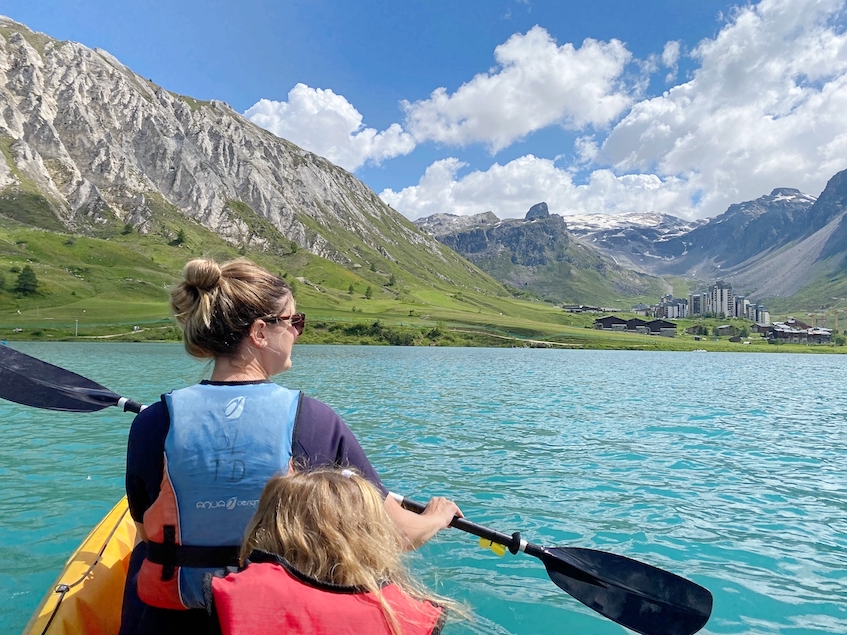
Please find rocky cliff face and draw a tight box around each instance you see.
[0,17,448,270]
[654,188,819,274]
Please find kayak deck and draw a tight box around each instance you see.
[23,497,138,635]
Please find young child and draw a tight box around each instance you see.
[206,468,460,635]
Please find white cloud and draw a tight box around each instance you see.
[600,0,847,217]
[401,26,634,152]
[662,41,681,68]
[662,40,681,83]
[380,155,697,220]
[245,84,415,172]
[574,135,599,164]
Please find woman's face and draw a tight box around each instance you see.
[262,297,299,375]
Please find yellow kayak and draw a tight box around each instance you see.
[23,497,138,635]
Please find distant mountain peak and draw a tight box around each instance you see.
[563,211,701,234]
[767,187,817,203]
[525,202,549,220]
[414,211,499,237]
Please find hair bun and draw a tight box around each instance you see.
[183,258,221,291]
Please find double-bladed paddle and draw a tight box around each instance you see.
[0,344,712,635]
[393,494,712,635]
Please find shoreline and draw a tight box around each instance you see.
[2,323,845,353]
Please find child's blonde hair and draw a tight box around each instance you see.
[241,468,457,635]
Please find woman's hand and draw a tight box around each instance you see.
[420,496,463,530]
[384,495,463,550]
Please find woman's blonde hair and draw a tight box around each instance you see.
[241,469,458,635]
[170,258,291,358]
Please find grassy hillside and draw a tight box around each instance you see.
[0,209,544,339]
[764,261,847,321]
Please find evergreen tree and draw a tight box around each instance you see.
[348,283,355,295]
[15,265,38,295]
[365,286,373,299]
[170,228,187,246]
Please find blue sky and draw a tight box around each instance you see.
[3,0,847,221]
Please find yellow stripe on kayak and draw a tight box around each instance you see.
[22,497,139,635]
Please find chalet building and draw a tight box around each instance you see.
[594,316,627,330]
[563,304,603,313]
[626,318,650,332]
[593,317,677,336]
[648,319,677,336]
[762,320,832,344]
[782,317,811,329]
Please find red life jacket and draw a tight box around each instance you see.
[209,555,446,635]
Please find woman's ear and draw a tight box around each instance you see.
[247,319,269,349]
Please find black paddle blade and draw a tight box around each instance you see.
[543,547,712,635]
[0,345,121,412]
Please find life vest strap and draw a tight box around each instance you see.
[146,541,240,570]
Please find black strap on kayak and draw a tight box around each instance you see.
[146,537,240,574]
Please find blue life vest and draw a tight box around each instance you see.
[137,382,300,609]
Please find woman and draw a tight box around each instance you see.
[120,257,461,634]
[207,468,462,635]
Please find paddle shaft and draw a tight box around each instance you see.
[390,492,542,558]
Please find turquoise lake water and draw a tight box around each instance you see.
[1,343,845,634]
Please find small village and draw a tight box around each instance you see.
[570,281,840,345]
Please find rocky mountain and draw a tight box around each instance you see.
[415,202,670,305]
[0,16,502,294]
[710,172,847,299]
[563,212,706,272]
[562,180,847,300]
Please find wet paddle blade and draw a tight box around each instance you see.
[0,345,121,412]
[543,547,712,635]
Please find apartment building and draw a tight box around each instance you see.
[686,281,770,324]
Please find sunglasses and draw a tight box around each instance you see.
[263,312,306,335]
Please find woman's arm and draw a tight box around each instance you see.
[126,400,169,526]
[294,396,463,547]
[384,494,462,550]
